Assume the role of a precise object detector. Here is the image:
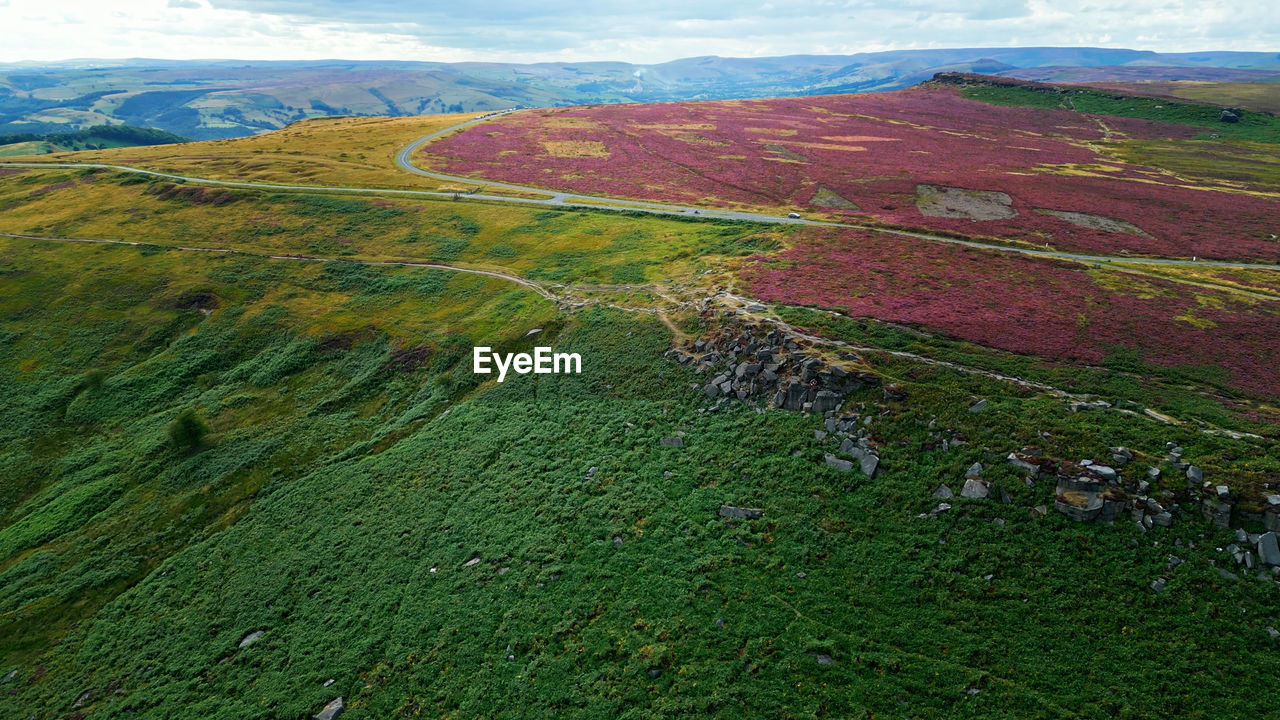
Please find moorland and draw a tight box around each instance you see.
[1,72,1279,719]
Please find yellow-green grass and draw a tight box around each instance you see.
[0,234,558,662]
[3,115,473,191]
[0,141,53,157]
[1152,82,1280,115]
[1102,138,1280,192]
[0,236,555,377]
[0,168,781,286]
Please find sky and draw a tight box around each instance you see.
[1,0,1277,64]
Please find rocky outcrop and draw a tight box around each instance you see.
[671,322,879,415]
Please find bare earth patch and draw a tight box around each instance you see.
[1035,209,1154,238]
[541,141,610,159]
[764,143,809,162]
[915,184,1018,220]
[810,186,861,210]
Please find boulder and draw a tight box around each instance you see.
[719,505,764,520]
[1186,465,1203,484]
[660,436,684,447]
[1007,453,1038,474]
[824,454,854,472]
[314,698,344,720]
[931,484,954,499]
[1219,109,1240,123]
[811,390,843,413]
[1259,532,1280,567]
[1089,465,1118,483]
[965,462,983,478]
[967,398,988,413]
[238,631,264,649]
[960,478,989,499]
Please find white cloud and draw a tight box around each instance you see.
[0,0,1275,63]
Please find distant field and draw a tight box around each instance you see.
[421,86,1280,261]
[1078,81,1280,115]
[5,115,474,192]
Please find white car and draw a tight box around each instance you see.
[787,212,801,219]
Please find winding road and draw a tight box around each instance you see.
[2,115,1279,272]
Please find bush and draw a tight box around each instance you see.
[166,408,209,450]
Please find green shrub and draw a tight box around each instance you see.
[166,408,209,449]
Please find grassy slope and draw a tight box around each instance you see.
[959,85,1280,143]
[3,115,475,191]
[2,110,1280,719]
[0,238,556,668]
[2,238,1279,718]
[0,167,776,284]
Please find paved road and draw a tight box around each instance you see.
[4,124,1280,271]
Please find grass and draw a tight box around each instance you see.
[1102,138,1280,191]
[2,114,476,191]
[2,239,1279,717]
[3,97,1280,720]
[962,85,1280,143]
[0,168,779,285]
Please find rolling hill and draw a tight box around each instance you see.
[2,75,1280,719]
[3,48,1279,140]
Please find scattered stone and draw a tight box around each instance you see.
[1186,466,1203,484]
[1089,465,1118,483]
[1219,109,1241,123]
[1152,512,1174,527]
[1267,626,1280,640]
[967,398,988,413]
[810,653,835,665]
[1007,453,1038,474]
[647,668,662,679]
[660,436,684,447]
[1216,484,1230,500]
[462,557,481,568]
[960,478,989,499]
[965,462,983,478]
[824,454,854,472]
[1146,466,1161,481]
[1150,577,1167,593]
[323,679,335,687]
[931,484,954,499]
[613,535,623,546]
[238,631,264,649]
[314,698,344,720]
[1030,505,1048,518]
[719,505,764,520]
[1259,532,1280,567]
[814,429,827,441]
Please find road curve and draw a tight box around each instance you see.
[3,131,1279,271]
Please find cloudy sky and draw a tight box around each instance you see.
[1,0,1276,64]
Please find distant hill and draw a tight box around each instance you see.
[1,47,1278,139]
[0,124,189,154]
